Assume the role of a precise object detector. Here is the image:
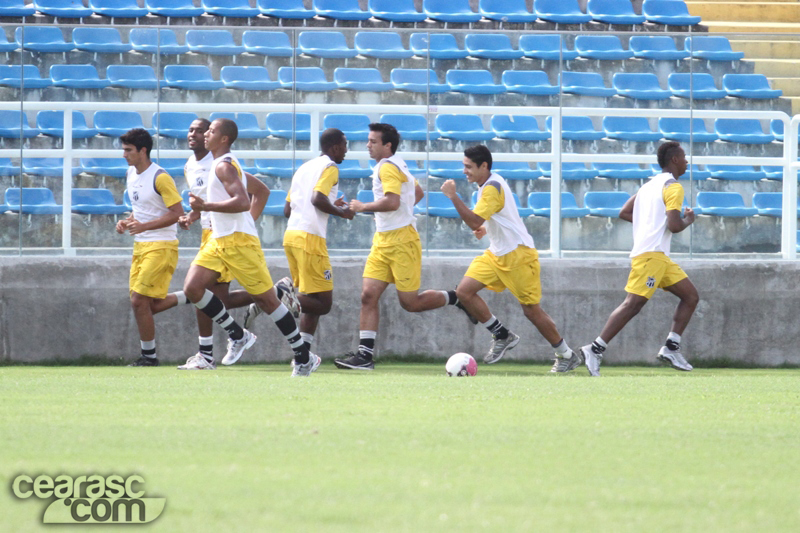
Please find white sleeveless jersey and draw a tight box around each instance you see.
[287,155,338,239]
[372,154,417,233]
[477,172,534,256]
[207,152,258,239]
[630,172,676,258]
[126,162,177,242]
[184,151,214,230]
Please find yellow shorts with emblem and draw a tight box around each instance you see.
[465,246,542,305]
[201,229,234,284]
[283,230,333,294]
[624,252,688,299]
[192,232,273,295]
[363,226,422,292]
[129,240,179,299]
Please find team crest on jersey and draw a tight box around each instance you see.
[132,191,139,201]
[646,276,655,288]
[196,177,204,187]
[324,270,332,281]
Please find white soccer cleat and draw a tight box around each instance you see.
[550,349,583,373]
[275,277,301,319]
[243,302,262,330]
[177,353,216,370]
[581,344,602,377]
[290,351,321,372]
[222,329,257,366]
[291,353,321,377]
[483,331,520,364]
[657,346,693,371]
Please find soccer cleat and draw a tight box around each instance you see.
[177,353,216,370]
[291,353,321,377]
[333,352,375,370]
[221,329,257,366]
[243,302,262,330]
[657,346,693,371]
[128,356,159,367]
[275,277,301,319]
[455,300,478,325]
[581,345,602,377]
[550,349,583,373]
[483,331,520,364]
[290,351,321,372]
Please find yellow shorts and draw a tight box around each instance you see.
[363,233,422,293]
[465,246,542,305]
[129,240,179,299]
[192,232,274,295]
[283,230,333,294]
[624,252,688,299]
[201,229,234,284]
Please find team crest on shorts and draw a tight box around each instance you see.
[646,276,655,288]
[324,270,332,281]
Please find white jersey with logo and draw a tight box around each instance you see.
[630,172,677,258]
[372,154,417,233]
[477,172,534,256]
[126,162,177,242]
[287,155,338,239]
[184,151,214,230]
[207,152,258,239]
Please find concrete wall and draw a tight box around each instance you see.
[1,255,799,366]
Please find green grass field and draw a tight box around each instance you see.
[2,363,800,532]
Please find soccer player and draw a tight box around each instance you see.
[182,118,316,377]
[579,141,699,376]
[116,128,184,367]
[334,123,473,371]
[440,145,580,370]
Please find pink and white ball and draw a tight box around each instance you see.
[445,353,478,377]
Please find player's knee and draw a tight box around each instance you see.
[623,297,647,316]
[130,293,149,310]
[183,283,204,303]
[360,290,378,308]
[455,286,473,303]
[683,290,699,309]
[398,298,418,312]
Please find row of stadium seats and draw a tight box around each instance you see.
[0,0,701,27]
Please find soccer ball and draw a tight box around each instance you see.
[445,352,477,377]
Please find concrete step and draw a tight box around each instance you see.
[686,2,800,23]
[768,77,800,97]
[786,96,800,115]
[704,21,800,33]
[687,0,798,3]
[743,58,800,78]
[730,39,800,60]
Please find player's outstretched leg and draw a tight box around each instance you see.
[657,278,699,371]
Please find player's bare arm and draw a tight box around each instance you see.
[312,191,354,219]
[190,162,249,213]
[245,172,269,221]
[619,194,636,223]
[350,191,400,213]
[667,207,694,233]
[178,210,200,230]
[127,202,183,235]
[414,183,424,205]
[440,179,485,231]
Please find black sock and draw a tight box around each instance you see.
[591,341,606,354]
[141,348,156,359]
[195,290,243,340]
[485,318,509,340]
[446,290,458,306]
[271,307,308,364]
[665,339,680,351]
[199,344,213,362]
[358,337,375,361]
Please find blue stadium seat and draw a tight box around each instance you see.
[156,159,187,177]
[89,0,149,18]
[592,163,651,180]
[94,111,152,137]
[298,31,357,59]
[684,36,744,61]
[81,158,129,178]
[588,0,645,24]
[770,120,784,142]
[414,192,461,218]
[539,162,596,181]
[23,158,79,177]
[0,158,22,176]
[337,160,372,179]
[50,64,109,89]
[278,67,337,91]
[491,115,549,142]
[696,192,757,217]
[446,70,505,94]
[334,68,393,91]
[762,166,784,181]
[209,112,268,139]
[257,0,315,19]
[390,68,449,94]
[380,114,439,141]
[706,165,766,181]
[266,113,311,141]
[123,189,132,210]
[428,161,465,179]
[752,192,783,217]
[510,193,534,217]
[465,34,523,60]
[145,0,203,18]
[0,0,35,16]
[163,65,223,90]
[354,32,413,60]
[153,112,198,138]
[14,26,74,52]
[242,31,293,57]
[491,162,542,180]
[479,0,537,23]
[179,189,191,212]
[129,28,188,55]
[36,111,96,139]
[369,0,425,22]
[714,119,775,145]
[603,117,662,142]
[423,0,481,23]
[534,0,591,24]
[518,34,578,60]
[356,189,375,204]
[314,0,370,20]
[34,0,92,18]
[261,189,288,216]
[0,31,18,53]
[410,33,469,60]
[502,70,558,95]
[72,28,132,54]
[527,191,589,217]
[0,110,38,138]
[72,188,128,215]
[0,65,50,89]
[723,74,783,99]
[658,118,718,143]
[256,159,305,178]
[186,30,244,56]
[322,114,371,141]
[667,73,727,100]
[629,36,689,61]
[642,0,701,26]
[560,71,615,97]
[4,187,62,214]
[546,116,604,142]
[584,191,631,217]
[612,73,671,100]
[575,35,633,60]
[436,115,494,142]
[221,66,281,90]
[650,163,711,180]
[107,65,159,90]
[202,0,259,18]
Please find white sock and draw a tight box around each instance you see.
[552,339,571,357]
[141,339,156,359]
[594,337,608,350]
[172,290,189,305]
[667,332,681,345]
[301,332,314,347]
